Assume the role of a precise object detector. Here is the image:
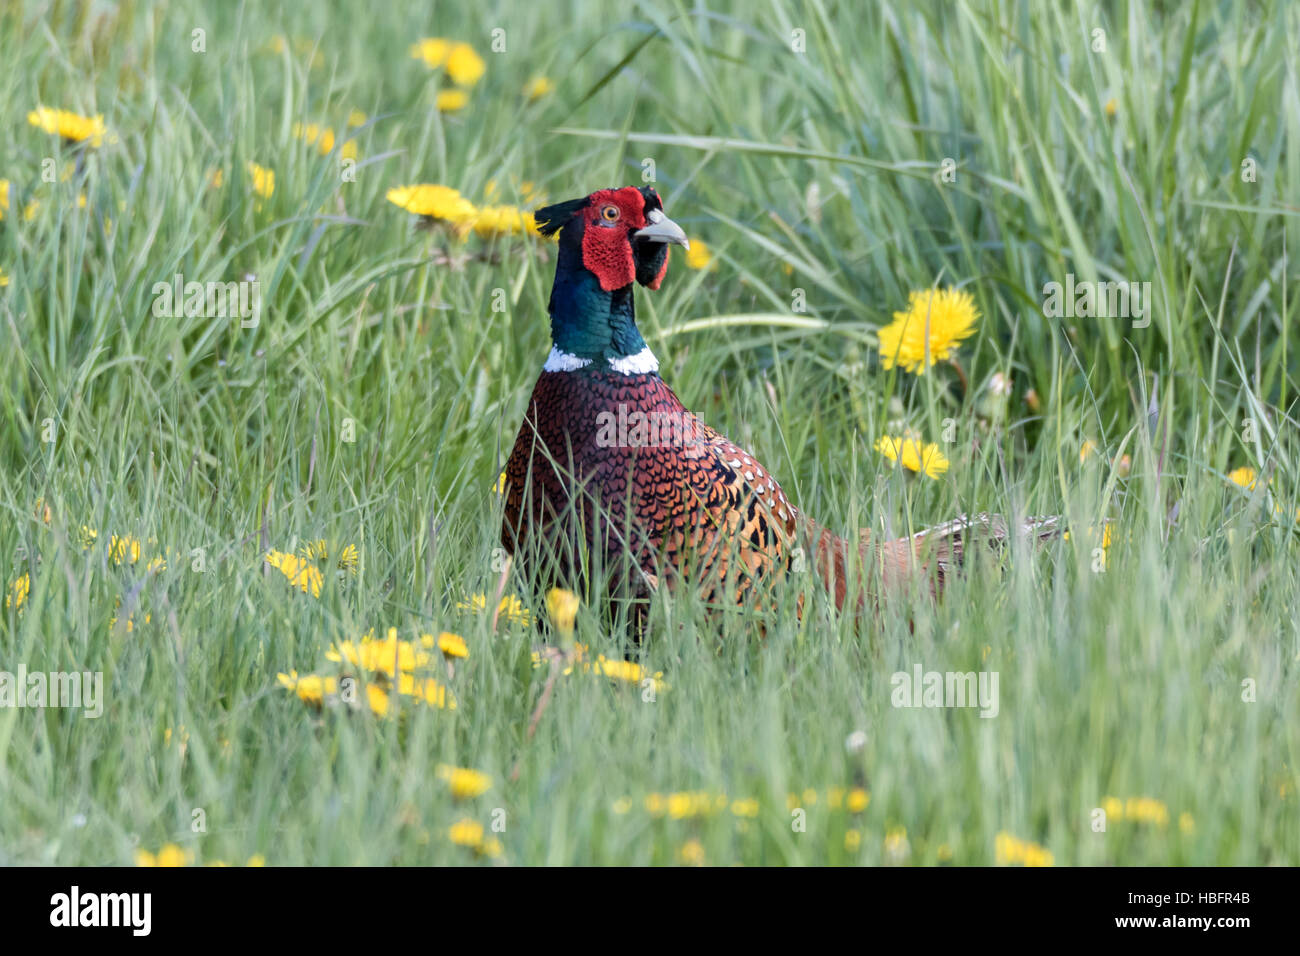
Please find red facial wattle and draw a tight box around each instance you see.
[581,223,636,291]
[580,187,649,292]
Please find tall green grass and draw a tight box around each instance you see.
[0,0,1296,864]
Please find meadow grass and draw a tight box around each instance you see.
[1,0,1297,865]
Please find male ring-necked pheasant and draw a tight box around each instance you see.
[501,186,1057,626]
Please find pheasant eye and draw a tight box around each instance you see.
[600,205,620,222]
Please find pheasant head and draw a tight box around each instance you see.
[533,186,689,372]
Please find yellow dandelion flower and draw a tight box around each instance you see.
[436,632,468,659]
[138,844,191,867]
[995,831,1054,867]
[293,122,331,151]
[523,76,554,101]
[395,672,457,710]
[247,162,275,199]
[0,268,7,287]
[299,540,328,561]
[874,435,950,479]
[448,818,484,847]
[436,89,469,112]
[846,788,870,813]
[28,106,109,147]
[937,843,953,861]
[678,839,705,866]
[348,110,368,127]
[264,550,323,597]
[445,43,486,86]
[496,594,532,626]
[685,239,714,270]
[457,592,532,626]
[1227,466,1259,491]
[299,539,360,573]
[461,593,490,613]
[6,573,30,611]
[208,167,225,189]
[276,671,338,705]
[844,829,862,852]
[1080,439,1099,464]
[293,122,358,160]
[410,37,452,68]
[877,287,979,374]
[337,543,359,572]
[730,798,759,818]
[1104,98,1118,117]
[667,792,694,820]
[580,654,667,691]
[591,654,640,684]
[328,628,432,675]
[436,765,492,799]
[1124,796,1170,826]
[612,797,633,814]
[644,793,666,816]
[154,842,189,868]
[546,587,580,641]
[386,183,477,224]
[0,179,9,219]
[472,204,535,237]
[109,535,141,565]
[1023,843,1053,867]
[365,684,391,717]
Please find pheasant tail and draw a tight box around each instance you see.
[804,513,1062,612]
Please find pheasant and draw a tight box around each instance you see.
[500,185,1058,626]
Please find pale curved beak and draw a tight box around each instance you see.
[634,208,690,249]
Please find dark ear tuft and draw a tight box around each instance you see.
[533,197,590,237]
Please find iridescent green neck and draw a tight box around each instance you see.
[547,240,647,362]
